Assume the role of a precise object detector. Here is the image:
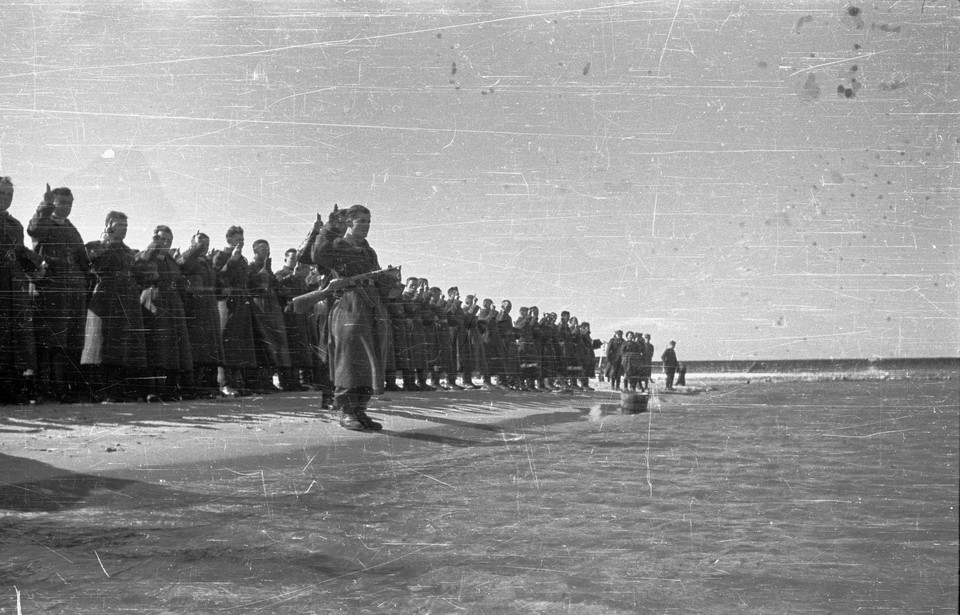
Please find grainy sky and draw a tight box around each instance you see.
[1,0,956,360]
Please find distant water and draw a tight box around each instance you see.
[655,357,958,378]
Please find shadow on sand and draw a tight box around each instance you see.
[0,452,189,513]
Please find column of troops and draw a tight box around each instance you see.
[1,179,601,407]
[380,282,602,395]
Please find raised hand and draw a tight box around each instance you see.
[38,183,55,215]
[229,240,244,261]
[325,204,348,235]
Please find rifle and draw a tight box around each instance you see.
[290,266,400,314]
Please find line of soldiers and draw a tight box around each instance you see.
[1,180,602,410]
[0,179,337,405]
[380,281,602,395]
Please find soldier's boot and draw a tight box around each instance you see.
[21,372,40,405]
[417,370,436,391]
[384,371,402,392]
[336,400,365,431]
[354,407,383,431]
[446,373,463,390]
[321,392,334,410]
[401,373,420,392]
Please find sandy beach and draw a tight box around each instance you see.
[2,374,957,614]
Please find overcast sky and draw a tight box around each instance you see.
[1,0,956,360]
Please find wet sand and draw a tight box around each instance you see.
[2,377,957,614]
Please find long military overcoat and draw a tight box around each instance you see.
[81,240,147,368]
[312,229,390,394]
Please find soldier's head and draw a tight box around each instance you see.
[344,205,371,240]
[447,286,459,301]
[51,187,74,220]
[104,211,128,242]
[405,277,419,293]
[626,331,635,341]
[252,239,270,263]
[153,225,174,250]
[644,333,651,341]
[0,176,13,212]
[669,340,676,348]
[518,306,529,317]
[615,330,623,339]
[560,310,570,322]
[483,298,493,309]
[501,299,512,313]
[284,248,298,269]
[192,231,210,252]
[226,225,244,247]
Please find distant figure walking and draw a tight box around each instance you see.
[661,340,680,390]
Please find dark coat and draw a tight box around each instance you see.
[477,306,505,377]
[401,293,428,371]
[620,340,644,379]
[605,337,624,378]
[211,250,258,368]
[139,250,193,371]
[557,321,577,374]
[275,267,314,370]
[496,312,519,378]
[641,341,654,379]
[81,240,147,368]
[1,211,41,372]
[578,332,599,378]
[430,299,452,374]
[537,318,559,377]
[661,347,678,368]
[463,304,486,376]
[515,314,539,376]
[413,296,438,372]
[27,211,89,353]
[248,263,290,369]
[445,301,471,374]
[177,247,225,366]
[383,295,407,373]
[311,229,390,393]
